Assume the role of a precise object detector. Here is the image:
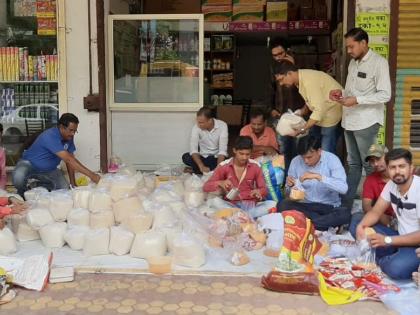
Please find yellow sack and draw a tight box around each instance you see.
[318,273,364,305]
[76,176,89,186]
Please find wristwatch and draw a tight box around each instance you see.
[384,236,393,245]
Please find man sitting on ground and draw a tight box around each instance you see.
[12,113,100,197]
[349,144,395,238]
[203,136,276,218]
[355,148,420,280]
[182,107,228,174]
[277,135,350,230]
[240,110,279,159]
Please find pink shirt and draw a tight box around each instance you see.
[203,158,268,202]
[240,125,279,159]
[0,197,11,219]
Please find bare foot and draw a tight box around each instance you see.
[413,272,419,287]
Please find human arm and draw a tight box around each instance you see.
[217,123,229,165]
[56,151,100,184]
[66,162,77,187]
[202,166,229,193]
[369,229,420,248]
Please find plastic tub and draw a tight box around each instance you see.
[147,256,172,275]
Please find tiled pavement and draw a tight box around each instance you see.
[0,273,397,315]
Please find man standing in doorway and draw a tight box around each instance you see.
[182,107,228,174]
[330,28,391,209]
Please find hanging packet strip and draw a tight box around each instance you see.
[260,155,285,202]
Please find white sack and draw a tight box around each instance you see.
[49,193,73,221]
[90,211,115,229]
[39,222,67,248]
[121,212,153,234]
[36,192,51,208]
[83,228,110,256]
[276,112,306,136]
[152,204,177,229]
[109,176,138,202]
[184,191,205,208]
[16,223,40,242]
[130,231,166,259]
[0,227,17,254]
[26,208,54,230]
[64,225,89,250]
[72,187,92,209]
[24,187,48,201]
[67,208,90,226]
[88,190,112,212]
[172,233,206,268]
[112,196,143,224]
[109,226,134,256]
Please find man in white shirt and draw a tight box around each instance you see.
[182,107,228,174]
[330,28,391,210]
[356,149,420,280]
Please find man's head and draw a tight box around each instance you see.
[297,135,322,167]
[196,107,214,131]
[385,148,414,185]
[58,113,79,141]
[344,27,369,60]
[272,60,299,87]
[365,144,388,174]
[249,110,267,135]
[270,39,289,62]
[233,136,253,165]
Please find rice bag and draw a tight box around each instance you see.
[90,210,115,229]
[152,204,177,229]
[109,226,134,256]
[49,193,73,221]
[16,223,40,242]
[113,196,144,224]
[36,192,51,208]
[24,187,48,201]
[39,222,67,248]
[72,186,92,209]
[83,228,110,256]
[0,227,17,255]
[67,208,90,226]
[109,176,138,202]
[172,233,206,268]
[88,189,112,212]
[276,112,306,136]
[130,231,167,259]
[64,225,89,250]
[121,212,153,234]
[26,208,54,230]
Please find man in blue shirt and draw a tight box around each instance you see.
[12,113,100,197]
[277,135,350,230]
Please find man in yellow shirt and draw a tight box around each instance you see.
[273,60,343,154]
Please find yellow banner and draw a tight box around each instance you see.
[369,43,389,59]
[356,13,390,35]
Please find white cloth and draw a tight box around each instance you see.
[189,118,228,157]
[380,175,420,235]
[342,49,391,131]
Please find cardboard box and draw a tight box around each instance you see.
[233,0,267,4]
[143,0,201,14]
[202,0,231,5]
[232,4,264,22]
[266,2,287,22]
[202,5,232,21]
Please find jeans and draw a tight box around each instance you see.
[182,153,218,174]
[277,135,298,175]
[208,197,277,219]
[12,159,69,197]
[309,124,341,154]
[277,199,351,231]
[349,213,419,280]
[342,123,380,209]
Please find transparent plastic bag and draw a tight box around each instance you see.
[64,225,89,250]
[0,227,17,255]
[130,231,167,259]
[380,289,420,315]
[122,212,154,234]
[109,226,135,256]
[24,187,48,201]
[172,232,206,268]
[276,111,306,136]
[354,239,376,269]
[49,192,73,221]
[72,186,92,209]
[113,196,143,224]
[88,189,112,212]
[67,208,90,227]
[26,208,54,230]
[83,228,110,256]
[39,222,67,248]
[109,175,138,202]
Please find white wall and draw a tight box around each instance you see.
[64,0,100,171]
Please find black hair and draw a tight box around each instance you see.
[196,107,214,119]
[0,123,3,134]
[249,109,266,121]
[58,113,79,127]
[270,38,289,51]
[234,136,253,150]
[344,27,369,43]
[385,148,412,165]
[297,135,322,155]
[272,60,298,76]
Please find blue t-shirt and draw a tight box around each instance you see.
[23,127,76,172]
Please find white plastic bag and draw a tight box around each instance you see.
[184,191,205,208]
[96,174,114,190]
[109,226,135,256]
[121,212,153,234]
[24,187,48,201]
[39,222,67,248]
[151,187,181,204]
[130,231,167,259]
[88,189,112,212]
[16,223,40,242]
[109,176,138,201]
[133,171,145,188]
[152,204,177,229]
[144,173,156,190]
[90,210,115,229]
[36,192,51,209]
[83,228,110,256]
[64,225,89,250]
[112,196,143,224]
[49,193,73,221]
[172,233,206,268]
[276,112,306,136]
[184,174,204,191]
[26,208,54,230]
[72,186,92,209]
[0,227,17,254]
[67,208,90,226]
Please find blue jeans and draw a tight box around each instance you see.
[182,153,218,175]
[350,213,420,280]
[12,160,69,197]
[309,124,341,154]
[342,123,380,209]
[277,199,350,231]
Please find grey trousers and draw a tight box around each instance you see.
[342,123,380,209]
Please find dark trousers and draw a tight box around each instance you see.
[182,153,218,174]
[277,199,351,231]
[281,136,298,174]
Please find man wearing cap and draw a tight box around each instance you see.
[349,144,395,238]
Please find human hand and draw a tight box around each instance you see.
[286,176,296,187]
[218,180,233,192]
[368,233,386,248]
[91,173,101,184]
[339,96,358,107]
[300,172,321,182]
[9,196,24,206]
[200,166,211,174]
[11,203,28,215]
[250,189,262,201]
[271,109,281,119]
[329,89,342,101]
